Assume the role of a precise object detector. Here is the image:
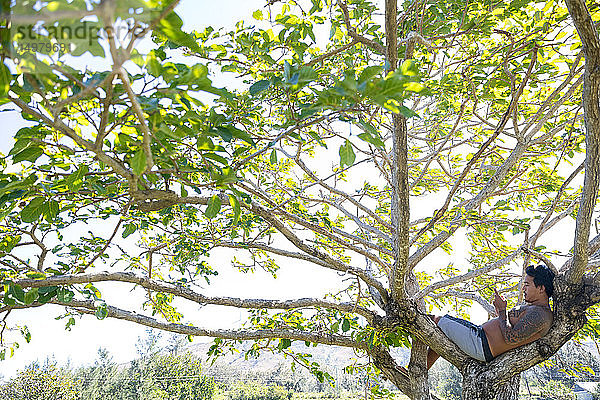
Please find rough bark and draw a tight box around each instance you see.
[407,340,431,400]
[495,374,520,400]
[565,0,600,284]
[385,0,411,302]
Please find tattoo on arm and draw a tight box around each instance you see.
[498,308,549,345]
[508,307,525,320]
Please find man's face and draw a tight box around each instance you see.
[523,274,545,303]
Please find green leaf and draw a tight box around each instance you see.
[279,338,291,349]
[37,286,57,304]
[0,235,21,253]
[399,105,419,118]
[228,194,241,224]
[21,326,31,343]
[284,60,292,82]
[358,65,382,83]
[249,79,271,95]
[11,284,26,303]
[85,283,102,299]
[43,200,59,222]
[253,9,263,20]
[65,317,76,331]
[122,223,137,238]
[146,53,163,76]
[367,330,375,349]
[339,140,356,168]
[65,165,89,191]
[228,126,256,147]
[12,145,44,163]
[0,63,11,97]
[342,318,350,332]
[214,167,238,185]
[205,195,222,219]
[21,197,46,223]
[156,11,200,51]
[24,288,39,305]
[197,135,219,151]
[404,81,426,94]
[214,126,233,142]
[400,59,419,76]
[95,302,108,320]
[131,148,147,176]
[358,132,385,149]
[25,271,46,280]
[269,149,277,165]
[331,321,339,332]
[37,286,56,295]
[57,288,74,302]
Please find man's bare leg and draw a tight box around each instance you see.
[399,349,438,374]
[427,348,440,369]
[426,315,442,369]
[400,315,443,373]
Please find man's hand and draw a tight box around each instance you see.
[493,288,508,316]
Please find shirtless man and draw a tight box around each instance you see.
[427,264,555,368]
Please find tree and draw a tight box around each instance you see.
[0,0,599,399]
[527,341,600,386]
[0,359,78,400]
[74,343,215,400]
[140,352,214,400]
[74,348,136,400]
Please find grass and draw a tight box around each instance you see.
[292,393,410,400]
[213,388,411,400]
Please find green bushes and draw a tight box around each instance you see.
[74,351,214,400]
[0,361,78,400]
[0,350,215,400]
[230,381,292,400]
[538,380,576,400]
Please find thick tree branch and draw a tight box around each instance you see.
[11,299,367,350]
[14,272,378,322]
[566,0,600,284]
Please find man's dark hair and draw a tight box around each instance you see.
[525,264,555,297]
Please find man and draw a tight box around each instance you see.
[427,264,555,368]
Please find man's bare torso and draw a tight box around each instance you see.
[482,304,553,357]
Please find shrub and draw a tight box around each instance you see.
[0,361,78,400]
[230,382,291,400]
[539,380,576,400]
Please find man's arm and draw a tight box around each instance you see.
[496,307,550,345]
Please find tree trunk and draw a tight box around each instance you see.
[461,362,498,400]
[462,371,519,400]
[495,373,520,400]
[408,340,431,400]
